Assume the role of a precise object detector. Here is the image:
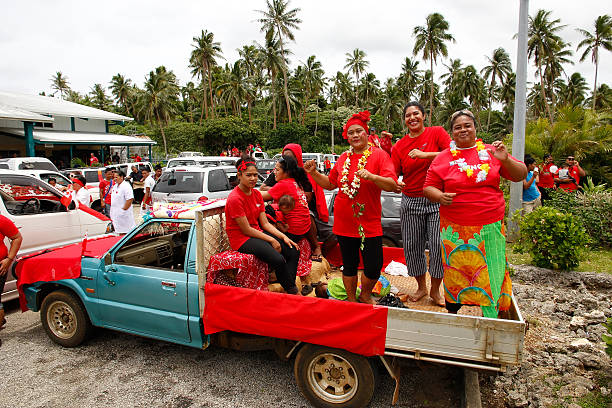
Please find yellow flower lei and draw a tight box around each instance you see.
[339,146,373,200]
[449,139,491,183]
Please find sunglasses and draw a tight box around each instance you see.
[451,109,475,121]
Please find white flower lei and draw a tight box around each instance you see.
[339,146,373,199]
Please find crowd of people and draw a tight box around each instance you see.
[223,103,533,318]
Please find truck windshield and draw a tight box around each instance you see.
[153,172,203,193]
[18,162,58,171]
[168,160,195,168]
[83,170,102,183]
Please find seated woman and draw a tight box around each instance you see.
[261,156,315,254]
[423,110,527,318]
[225,158,301,295]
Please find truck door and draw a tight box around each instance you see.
[97,220,193,343]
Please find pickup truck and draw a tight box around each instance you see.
[19,201,526,407]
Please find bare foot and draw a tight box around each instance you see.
[430,291,445,307]
[408,289,428,302]
[312,246,322,258]
[357,294,376,304]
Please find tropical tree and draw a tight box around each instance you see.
[50,71,70,99]
[557,72,589,107]
[256,0,302,123]
[89,84,111,111]
[413,12,455,125]
[481,48,512,131]
[218,60,255,122]
[140,66,180,157]
[257,35,287,128]
[440,58,463,95]
[358,73,380,107]
[397,57,421,101]
[299,55,325,123]
[109,74,134,116]
[527,9,565,123]
[543,40,573,115]
[331,71,353,107]
[459,65,487,128]
[375,79,403,130]
[576,14,612,110]
[190,29,223,122]
[344,48,369,107]
[180,81,199,122]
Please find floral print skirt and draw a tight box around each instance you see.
[440,215,513,318]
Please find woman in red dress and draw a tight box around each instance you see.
[225,158,300,294]
[305,111,398,303]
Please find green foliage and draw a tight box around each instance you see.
[515,206,588,270]
[202,116,262,153]
[545,188,612,249]
[603,317,612,359]
[265,122,309,149]
[70,157,86,168]
[156,122,206,155]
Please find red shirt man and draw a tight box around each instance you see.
[537,155,557,189]
[89,153,99,166]
[556,155,586,192]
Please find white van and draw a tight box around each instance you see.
[252,151,269,160]
[0,157,59,172]
[302,153,325,172]
[0,171,112,302]
[166,156,238,170]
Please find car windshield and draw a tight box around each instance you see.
[18,161,57,171]
[153,171,203,193]
[381,194,401,218]
[168,160,196,168]
[40,173,71,187]
[83,170,102,183]
[257,160,276,170]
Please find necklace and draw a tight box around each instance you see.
[449,139,491,183]
[339,146,373,199]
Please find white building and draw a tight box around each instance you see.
[0,91,155,167]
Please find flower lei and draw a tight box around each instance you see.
[449,139,491,183]
[340,145,373,248]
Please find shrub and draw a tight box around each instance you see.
[515,206,588,270]
[604,318,612,359]
[545,189,612,249]
[70,157,86,168]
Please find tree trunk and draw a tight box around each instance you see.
[200,78,208,124]
[247,98,252,125]
[354,72,359,107]
[428,54,434,126]
[277,30,292,123]
[537,62,553,123]
[155,110,168,158]
[486,77,496,132]
[301,95,309,124]
[592,52,599,110]
[205,61,215,119]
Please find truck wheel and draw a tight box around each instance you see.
[294,344,375,408]
[40,290,93,347]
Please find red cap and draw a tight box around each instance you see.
[342,111,370,139]
[72,178,85,187]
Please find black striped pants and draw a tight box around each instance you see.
[400,195,444,279]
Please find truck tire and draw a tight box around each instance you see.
[294,344,375,408]
[40,290,93,347]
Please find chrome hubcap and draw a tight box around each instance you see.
[47,301,77,339]
[307,353,358,403]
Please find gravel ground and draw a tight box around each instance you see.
[0,301,461,408]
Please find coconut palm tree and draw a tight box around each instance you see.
[358,73,380,107]
[50,71,70,99]
[416,70,440,115]
[557,73,589,107]
[299,55,325,123]
[109,74,134,116]
[190,29,223,123]
[576,15,612,111]
[397,57,421,100]
[256,0,301,123]
[257,35,287,129]
[375,79,403,130]
[332,71,353,107]
[413,12,455,125]
[140,66,180,157]
[543,40,573,116]
[344,48,369,107]
[481,48,512,131]
[440,58,463,96]
[526,9,565,123]
[180,82,199,122]
[89,84,111,111]
[218,60,254,122]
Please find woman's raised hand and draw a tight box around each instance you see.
[303,160,317,174]
[488,141,509,162]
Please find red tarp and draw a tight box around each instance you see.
[16,236,121,311]
[203,282,388,356]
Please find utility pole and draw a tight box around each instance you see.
[508,0,529,239]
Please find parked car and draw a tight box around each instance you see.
[302,153,325,172]
[0,157,59,172]
[256,159,276,178]
[61,167,106,210]
[151,166,235,204]
[0,170,112,302]
[178,151,204,157]
[252,151,269,160]
[326,190,403,247]
[166,156,238,169]
[23,170,73,191]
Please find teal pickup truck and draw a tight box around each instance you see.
[20,202,526,407]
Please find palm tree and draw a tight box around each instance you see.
[543,40,573,115]
[481,48,512,131]
[413,12,455,125]
[218,60,254,122]
[256,0,301,123]
[576,15,612,110]
[258,35,287,129]
[375,79,403,130]
[89,84,110,110]
[358,73,380,107]
[458,65,487,129]
[50,72,70,99]
[140,66,180,157]
[109,74,134,116]
[557,73,589,107]
[397,57,421,100]
[181,81,199,122]
[332,71,353,107]
[299,55,325,123]
[416,70,441,118]
[190,29,223,123]
[344,48,369,107]
[526,9,565,123]
[440,58,463,95]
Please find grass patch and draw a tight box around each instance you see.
[576,390,612,408]
[507,245,612,275]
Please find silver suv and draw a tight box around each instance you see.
[151,166,235,204]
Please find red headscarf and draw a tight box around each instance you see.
[342,111,370,139]
[283,143,304,167]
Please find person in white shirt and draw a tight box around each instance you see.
[110,170,135,234]
[71,176,90,207]
[141,168,155,212]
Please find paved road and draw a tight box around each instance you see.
[0,301,461,408]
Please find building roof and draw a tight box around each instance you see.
[0,102,54,123]
[1,128,156,146]
[0,91,132,121]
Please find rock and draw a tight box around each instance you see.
[601,387,609,396]
[574,352,602,370]
[539,301,555,314]
[559,383,590,398]
[569,338,593,352]
[566,403,582,408]
[570,315,586,330]
[583,310,606,324]
[507,390,529,407]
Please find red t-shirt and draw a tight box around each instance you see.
[559,166,581,192]
[268,178,311,235]
[0,215,19,260]
[424,145,521,226]
[380,136,393,156]
[368,134,381,148]
[99,179,113,204]
[90,157,99,165]
[537,163,556,188]
[225,186,265,250]
[329,147,397,237]
[392,126,451,197]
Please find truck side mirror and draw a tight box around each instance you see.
[104,253,112,265]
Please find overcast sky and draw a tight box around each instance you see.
[1,0,610,99]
